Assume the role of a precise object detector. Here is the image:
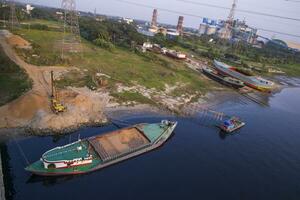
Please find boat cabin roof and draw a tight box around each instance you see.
[42,141,90,162]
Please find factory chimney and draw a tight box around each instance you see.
[151,9,158,28]
[177,16,184,35]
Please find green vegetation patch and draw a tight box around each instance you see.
[0,46,32,106]
[14,29,64,66]
[56,70,97,90]
[279,63,300,76]
[111,91,156,105]
[14,25,211,93]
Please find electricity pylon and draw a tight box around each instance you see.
[219,0,237,40]
[61,0,82,58]
[9,1,19,30]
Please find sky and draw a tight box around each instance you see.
[18,0,300,43]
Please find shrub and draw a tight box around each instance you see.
[93,38,115,51]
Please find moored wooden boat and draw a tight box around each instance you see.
[202,67,245,89]
[213,60,274,92]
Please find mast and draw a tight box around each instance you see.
[51,71,55,98]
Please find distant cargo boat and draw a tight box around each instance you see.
[213,60,274,92]
[26,120,177,176]
[166,50,187,59]
[202,67,244,89]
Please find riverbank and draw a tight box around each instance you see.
[0,29,297,135]
[0,89,234,136]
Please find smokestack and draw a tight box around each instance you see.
[177,16,184,35]
[151,9,158,27]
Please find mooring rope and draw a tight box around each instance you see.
[108,117,134,128]
[12,136,30,166]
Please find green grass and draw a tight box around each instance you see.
[14,26,213,95]
[239,60,300,76]
[278,63,300,76]
[14,29,64,66]
[56,69,97,89]
[0,46,32,106]
[23,19,62,28]
[111,91,156,105]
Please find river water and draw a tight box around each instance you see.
[1,86,300,200]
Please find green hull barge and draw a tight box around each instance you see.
[26,120,177,176]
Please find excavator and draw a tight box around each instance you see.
[50,71,66,114]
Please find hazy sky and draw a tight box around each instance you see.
[19,0,300,43]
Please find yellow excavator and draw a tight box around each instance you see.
[50,71,66,114]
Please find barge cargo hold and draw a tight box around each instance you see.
[26,120,177,176]
[213,60,274,92]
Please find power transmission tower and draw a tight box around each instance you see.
[9,1,19,30]
[94,8,97,17]
[219,0,237,39]
[2,13,7,28]
[61,0,82,59]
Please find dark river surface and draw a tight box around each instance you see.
[1,87,300,200]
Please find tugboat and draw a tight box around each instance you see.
[202,67,245,89]
[26,120,177,176]
[218,117,245,133]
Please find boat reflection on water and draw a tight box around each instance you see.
[26,174,78,187]
[218,129,244,140]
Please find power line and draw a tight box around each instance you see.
[113,0,300,38]
[113,0,206,18]
[285,0,300,2]
[257,28,300,38]
[176,0,300,22]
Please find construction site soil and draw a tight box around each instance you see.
[0,31,109,134]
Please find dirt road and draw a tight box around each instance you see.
[0,30,108,133]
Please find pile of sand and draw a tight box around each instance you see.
[0,86,110,133]
[28,87,110,133]
[7,35,31,49]
[0,92,49,128]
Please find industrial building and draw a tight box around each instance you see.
[166,29,180,39]
[232,20,258,44]
[198,18,223,36]
[143,9,184,38]
[198,17,258,44]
